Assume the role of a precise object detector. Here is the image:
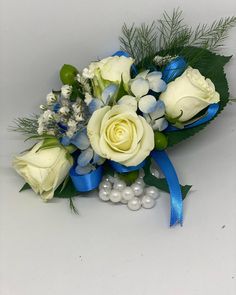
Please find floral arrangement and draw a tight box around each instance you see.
[12,10,236,226]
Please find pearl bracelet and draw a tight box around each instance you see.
[98,169,160,211]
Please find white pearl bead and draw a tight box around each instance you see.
[107,175,116,183]
[145,186,160,199]
[98,189,110,201]
[121,187,135,201]
[109,189,122,203]
[134,178,145,187]
[120,198,128,204]
[99,181,112,192]
[127,197,141,211]
[102,176,110,182]
[131,183,144,196]
[150,166,160,178]
[139,169,145,178]
[113,180,126,191]
[141,195,156,209]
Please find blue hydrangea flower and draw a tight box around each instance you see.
[143,100,168,131]
[118,70,167,114]
[88,84,118,114]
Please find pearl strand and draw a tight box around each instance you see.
[98,169,160,211]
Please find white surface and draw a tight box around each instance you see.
[1,0,236,294]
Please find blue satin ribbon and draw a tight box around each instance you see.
[109,159,146,173]
[151,150,183,226]
[166,103,219,132]
[162,56,187,83]
[70,166,103,192]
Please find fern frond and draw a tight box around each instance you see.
[10,116,39,136]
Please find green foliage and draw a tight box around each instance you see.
[54,178,81,198]
[120,22,158,67]
[119,9,236,66]
[157,8,192,52]
[113,76,128,103]
[10,116,39,136]
[117,170,139,185]
[143,158,192,199]
[19,183,31,192]
[19,177,81,199]
[69,198,79,214]
[164,47,231,147]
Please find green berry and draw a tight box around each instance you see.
[60,64,78,85]
[118,170,139,185]
[154,131,168,150]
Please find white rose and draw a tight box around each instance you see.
[88,56,134,84]
[13,141,72,201]
[159,67,220,122]
[87,105,154,166]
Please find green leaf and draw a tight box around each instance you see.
[117,170,139,185]
[114,75,128,102]
[69,198,79,214]
[54,178,79,198]
[70,81,83,101]
[143,158,191,199]
[163,47,231,147]
[19,183,31,192]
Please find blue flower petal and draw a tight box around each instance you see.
[102,84,117,104]
[77,148,94,167]
[138,95,158,114]
[71,129,90,150]
[88,98,103,114]
[149,100,166,120]
[75,164,93,175]
[93,153,105,165]
[60,136,71,146]
[152,118,169,131]
[53,103,61,113]
[147,72,167,93]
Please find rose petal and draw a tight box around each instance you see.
[118,95,138,111]
[131,78,149,97]
[123,116,154,166]
[87,106,111,157]
[138,95,158,114]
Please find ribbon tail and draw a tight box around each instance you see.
[151,151,183,226]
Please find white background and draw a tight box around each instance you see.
[1,0,236,294]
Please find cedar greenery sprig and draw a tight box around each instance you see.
[119,8,236,64]
[10,116,39,136]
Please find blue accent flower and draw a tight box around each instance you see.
[118,70,167,114]
[77,148,94,167]
[88,98,103,114]
[70,128,90,150]
[143,100,168,131]
[53,102,61,113]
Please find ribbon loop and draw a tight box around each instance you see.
[166,103,219,132]
[151,150,183,226]
[70,166,103,192]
